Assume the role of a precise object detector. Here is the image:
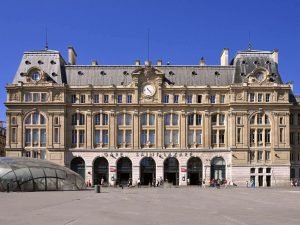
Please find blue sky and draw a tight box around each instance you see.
[0,0,300,122]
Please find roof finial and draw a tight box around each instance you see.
[248,31,252,50]
[45,26,48,51]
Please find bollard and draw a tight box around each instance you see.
[95,185,100,193]
[6,183,10,193]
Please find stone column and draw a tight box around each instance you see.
[6,112,11,148]
[133,110,139,149]
[86,111,92,148]
[204,111,210,148]
[180,110,186,149]
[109,110,116,149]
[48,113,53,148]
[157,110,162,149]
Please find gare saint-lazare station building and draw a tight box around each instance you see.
[5,45,300,187]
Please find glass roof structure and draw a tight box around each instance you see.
[0,157,86,192]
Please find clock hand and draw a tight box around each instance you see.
[147,88,152,93]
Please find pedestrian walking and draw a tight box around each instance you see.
[137,178,141,188]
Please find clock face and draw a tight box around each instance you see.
[256,72,264,81]
[143,84,156,96]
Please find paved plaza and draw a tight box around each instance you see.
[0,186,300,225]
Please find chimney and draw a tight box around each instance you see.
[135,59,140,66]
[199,57,206,66]
[157,59,162,66]
[68,46,77,65]
[220,48,229,66]
[92,59,98,65]
[272,49,278,64]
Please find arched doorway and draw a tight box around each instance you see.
[164,157,179,185]
[211,157,226,180]
[140,157,156,185]
[187,157,202,185]
[117,157,132,185]
[93,157,108,185]
[70,157,85,179]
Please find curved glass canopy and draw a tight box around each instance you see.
[0,157,86,192]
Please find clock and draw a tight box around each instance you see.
[142,84,156,96]
[255,72,265,81]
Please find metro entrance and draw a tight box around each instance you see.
[93,157,108,185]
[140,157,156,185]
[164,157,179,185]
[187,157,202,185]
[117,157,132,185]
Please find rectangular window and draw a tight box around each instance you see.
[174,95,179,103]
[237,128,241,143]
[149,114,155,125]
[127,95,132,103]
[54,127,59,143]
[280,128,283,143]
[219,130,225,144]
[211,130,217,144]
[33,129,39,146]
[258,93,263,102]
[249,93,255,102]
[196,115,202,125]
[257,114,263,124]
[164,130,170,145]
[102,130,108,144]
[95,130,101,144]
[197,95,202,103]
[280,117,283,125]
[141,130,147,145]
[79,114,85,125]
[71,95,76,103]
[210,95,216,104]
[164,114,171,126]
[258,151,263,160]
[172,130,179,144]
[187,95,192,104]
[125,114,131,125]
[196,130,202,144]
[265,151,271,160]
[118,130,124,144]
[149,130,155,144]
[290,132,295,145]
[219,115,225,125]
[80,95,85,103]
[25,129,31,146]
[79,130,85,144]
[188,130,194,145]
[257,129,263,143]
[104,95,109,103]
[11,128,17,143]
[33,93,39,102]
[71,130,77,144]
[266,93,270,102]
[250,151,255,161]
[211,115,217,126]
[125,130,132,144]
[265,129,271,143]
[164,95,169,103]
[220,95,225,104]
[118,114,124,125]
[117,95,122,103]
[25,93,32,102]
[237,117,241,125]
[40,129,46,147]
[103,114,109,125]
[172,114,178,125]
[93,95,99,103]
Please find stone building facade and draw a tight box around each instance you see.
[5,47,296,187]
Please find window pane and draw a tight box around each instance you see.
[40,115,46,124]
[125,114,132,125]
[25,129,31,144]
[79,114,85,125]
[102,130,108,144]
[149,114,155,125]
[172,130,178,144]
[118,114,124,125]
[149,130,155,144]
[71,130,77,144]
[172,114,178,125]
[164,114,171,125]
[33,113,39,124]
[72,114,77,125]
[95,130,100,144]
[40,129,46,146]
[188,114,194,125]
[94,114,100,125]
[25,115,31,124]
[118,130,123,144]
[188,130,194,145]
[33,93,39,102]
[196,130,202,144]
[33,129,39,146]
[164,130,170,145]
[141,130,147,144]
[125,130,132,144]
[79,130,85,143]
[103,114,109,125]
[196,114,202,125]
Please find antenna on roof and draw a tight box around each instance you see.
[248,31,252,50]
[147,29,150,61]
[45,26,49,51]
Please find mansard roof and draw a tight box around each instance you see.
[10,47,283,87]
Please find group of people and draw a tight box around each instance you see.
[137,177,164,188]
[246,179,256,188]
[209,178,229,188]
[291,179,298,187]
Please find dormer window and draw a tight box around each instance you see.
[31,71,41,81]
[256,72,264,81]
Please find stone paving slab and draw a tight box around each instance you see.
[0,187,300,225]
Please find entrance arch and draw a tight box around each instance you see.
[70,157,85,179]
[187,157,202,185]
[140,157,156,185]
[211,157,226,180]
[117,157,132,185]
[164,157,179,185]
[93,157,108,185]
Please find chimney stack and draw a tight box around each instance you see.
[272,49,278,64]
[199,57,206,66]
[135,59,140,66]
[68,46,77,65]
[92,59,98,65]
[220,48,229,66]
[157,59,162,66]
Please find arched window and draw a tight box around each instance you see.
[117,113,132,148]
[94,113,109,148]
[140,113,156,147]
[164,113,179,148]
[24,112,47,149]
[249,113,271,147]
[188,113,203,148]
